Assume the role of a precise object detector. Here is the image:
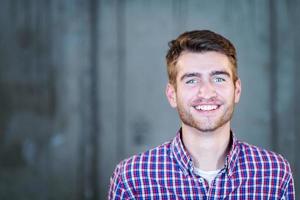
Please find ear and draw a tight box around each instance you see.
[234,78,242,103]
[166,83,177,108]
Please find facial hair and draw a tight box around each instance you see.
[176,96,235,132]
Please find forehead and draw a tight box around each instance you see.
[176,51,233,77]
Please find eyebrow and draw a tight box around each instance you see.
[210,70,231,78]
[180,72,201,81]
[180,70,231,81]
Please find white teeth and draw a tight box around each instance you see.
[195,105,218,111]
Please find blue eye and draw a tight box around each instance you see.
[186,79,197,84]
[214,77,225,83]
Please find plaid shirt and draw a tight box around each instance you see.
[109,130,295,199]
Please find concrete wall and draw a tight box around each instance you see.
[0,0,299,199]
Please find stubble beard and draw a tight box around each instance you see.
[177,98,235,132]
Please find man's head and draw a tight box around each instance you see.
[165,30,241,132]
[166,30,238,88]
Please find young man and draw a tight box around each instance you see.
[108,30,295,199]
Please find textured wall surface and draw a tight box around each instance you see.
[0,0,299,199]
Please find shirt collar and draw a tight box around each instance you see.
[171,128,240,177]
[225,131,240,177]
[171,128,192,176]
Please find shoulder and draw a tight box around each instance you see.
[120,140,171,171]
[237,140,292,177]
[110,140,173,185]
[108,141,172,198]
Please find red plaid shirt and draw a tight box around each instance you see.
[109,130,295,199]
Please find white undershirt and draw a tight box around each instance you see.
[193,167,221,186]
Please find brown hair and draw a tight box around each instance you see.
[166,30,238,86]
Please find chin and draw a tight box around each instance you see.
[192,119,229,132]
[194,125,219,132]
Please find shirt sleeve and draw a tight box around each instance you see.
[282,175,295,200]
[281,161,295,200]
[108,162,132,200]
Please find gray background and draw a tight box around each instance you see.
[0,0,299,199]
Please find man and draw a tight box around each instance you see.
[108,30,295,199]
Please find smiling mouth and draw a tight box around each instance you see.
[193,105,220,111]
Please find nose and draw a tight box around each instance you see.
[197,81,217,99]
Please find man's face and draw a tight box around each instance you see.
[166,51,241,132]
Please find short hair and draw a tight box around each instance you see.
[166,30,238,87]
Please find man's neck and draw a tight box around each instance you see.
[181,123,231,171]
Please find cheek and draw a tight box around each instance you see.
[177,87,198,101]
[216,88,235,100]
[175,90,192,105]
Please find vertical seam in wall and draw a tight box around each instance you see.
[89,0,100,199]
[116,0,126,159]
[269,0,278,152]
[293,0,300,190]
[172,0,187,34]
